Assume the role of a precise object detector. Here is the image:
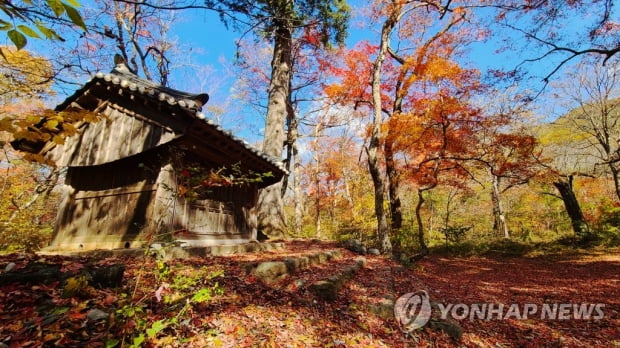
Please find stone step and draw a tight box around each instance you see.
[309,256,366,301]
[245,249,344,284]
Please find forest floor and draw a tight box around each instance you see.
[0,240,618,347]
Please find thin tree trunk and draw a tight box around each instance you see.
[415,189,429,255]
[257,24,292,238]
[315,172,322,238]
[609,164,620,202]
[491,173,510,238]
[292,134,303,237]
[281,84,297,197]
[553,175,590,237]
[313,123,323,238]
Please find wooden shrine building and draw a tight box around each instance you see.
[13,58,285,252]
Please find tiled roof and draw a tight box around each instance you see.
[58,63,287,173]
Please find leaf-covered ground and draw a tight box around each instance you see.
[0,241,618,347]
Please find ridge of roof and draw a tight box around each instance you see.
[58,63,287,174]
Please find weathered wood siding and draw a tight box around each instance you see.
[174,185,258,244]
[48,151,259,251]
[50,151,161,250]
[44,103,177,167]
[51,184,158,250]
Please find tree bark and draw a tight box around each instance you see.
[292,141,303,237]
[491,173,510,238]
[312,123,323,238]
[553,176,591,237]
[257,24,292,238]
[385,138,403,230]
[415,189,429,255]
[367,4,406,255]
[609,164,620,202]
[281,85,297,197]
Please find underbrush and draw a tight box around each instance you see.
[0,225,53,254]
[428,230,620,258]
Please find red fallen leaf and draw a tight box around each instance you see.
[67,312,87,321]
[43,333,59,342]
[54,334,77,346]
[103,294,117,306]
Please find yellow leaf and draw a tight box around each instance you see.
[62,122,77,135]
[44,119,58,130]
[52,134,65,144]
[0,118,15,132]
[207,336,224,347]
[62,275,89,298]
[26,115,41,124]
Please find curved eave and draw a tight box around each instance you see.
[53,71,287,178]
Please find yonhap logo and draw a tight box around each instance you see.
[394,290,432,332]
[394,290,605,331]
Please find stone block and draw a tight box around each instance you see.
[252,261,288,284]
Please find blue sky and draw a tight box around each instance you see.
[22,1,604,142]
[165,4,548,141]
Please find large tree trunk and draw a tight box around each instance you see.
[385,139,403,230]
[491,173,510,238]
[553,175,590,237]
[385,138,403,255]
[367,5,406,255]
[257,24,292,238]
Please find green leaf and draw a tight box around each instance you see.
[17,25,41,38]
[191,288,213,303]
[146,319,168,338]
[0,19,12,31]
[64,0,81,7]
[46,0,65,17]
[7,29,27,49]
[130,334,145,348]
[52,306,70,315]
[35,21,59,40]
[105,339,119,348]
[63,3,86,31]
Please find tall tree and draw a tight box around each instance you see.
[380,2,469,247]
[474,89,543,238]
[553,175,591,237]
[232,27,346,237]
[555,59,620,202]
[325,0,479,254]
[197,0,349,238]
[537,103,595,237]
